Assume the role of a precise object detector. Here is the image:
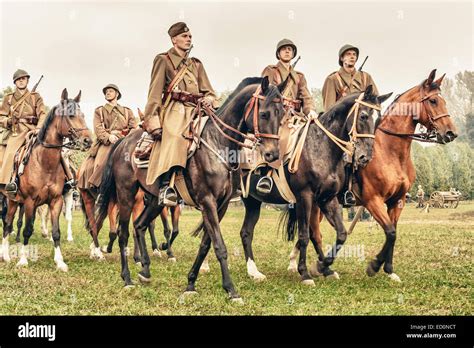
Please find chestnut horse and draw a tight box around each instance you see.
[289,69,458,282]
[0,89,92,270]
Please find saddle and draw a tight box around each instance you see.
[14,132,37,177]
[133,116,209,168]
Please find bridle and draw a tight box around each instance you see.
[243,86,281,141]
[378,86,451,143]
[314,92,379,158]
[201,85,282,150]
[39,102,89,150]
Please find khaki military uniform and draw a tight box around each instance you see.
[0,89,45,184]
[77,103,136,189]
[322,67,378,112]
[142,47,217,185]
[261,61,315,116]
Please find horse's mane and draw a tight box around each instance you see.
[216,77,263,117]
[37,105,57,142]
[320,92,360,124]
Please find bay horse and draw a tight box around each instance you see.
[290,69,458,282]
[239,86,393,284]
[97,76,285,302]
[78,146,182,261]
[0,89,92,270]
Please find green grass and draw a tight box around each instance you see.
[0,201,472,315]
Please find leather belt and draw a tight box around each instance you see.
[166,91,204,105]
[16,116,38,125]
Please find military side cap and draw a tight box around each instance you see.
[168,22,190,38]
[338,44,359,66]
[13,69,30,82]
[103,83,122,100]
[276,39,297,59]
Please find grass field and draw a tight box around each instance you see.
[0,201,472,315]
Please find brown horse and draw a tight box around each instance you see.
[78,177,181,262]
[289,69,458,282]
[0,89,92,270]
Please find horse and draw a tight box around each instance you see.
[290,69,458,282]
[238,86,393,284]
[15,148,78,243]
[97,76,285,302]
[0,89,92,270]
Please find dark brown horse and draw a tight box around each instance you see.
[290,69,458,282]
[239,86,392,284]
[97,76,286,302]
[0,89,92,270]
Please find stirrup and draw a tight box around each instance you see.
[159,186,178,207]
[256,176,273,194]
[344,190,356,206]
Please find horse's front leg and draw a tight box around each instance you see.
[364,196,400,282]
[295,191,315,286]
[1,199,19,263]
[239,195,266,282]
[16,200,36,268]
[318,196,348,279]
[133,195,163,284]
[50,197,68,272]
[63,190,74,242]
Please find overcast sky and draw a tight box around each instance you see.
[1,0,473,126]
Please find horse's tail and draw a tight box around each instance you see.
[278,204,298,241]
[96,138,124,224]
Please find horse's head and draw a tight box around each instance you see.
[56,88,93,150]
[243,76,285,163]
[346,85,392,167]
[417,69,458,144]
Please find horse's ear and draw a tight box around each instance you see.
[261,76,270,94]
[434,73,446,88]
[61,88,68,100]
[364,84,374,97]
[277,75,289,94]
[73,90,82,103]
[137,108,144,118]
[377,92,393,104]
[424,69,437,88]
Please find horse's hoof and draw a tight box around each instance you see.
[138,273,151,284]
[124,284,135,290]
[325,272,340,280]
[3,254,11,263]
[230,297,244,305]
[287,265,298,273]
[153,249,162,258]
[301,279,315,287]
[366,263,377,277]
[387,273,401,282]
[67,237,74,242]
[249,272,267,282]
[309,262,323,277]
[16,258,28,268]
[168,257,177,263]
[183,291,198,297]
[56,262,68,272]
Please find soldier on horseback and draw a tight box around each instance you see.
[0,69,46,198]
[141,22,217,206]
[256,39,317,194]
[78,83,136,193]
[322,44,380,205]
